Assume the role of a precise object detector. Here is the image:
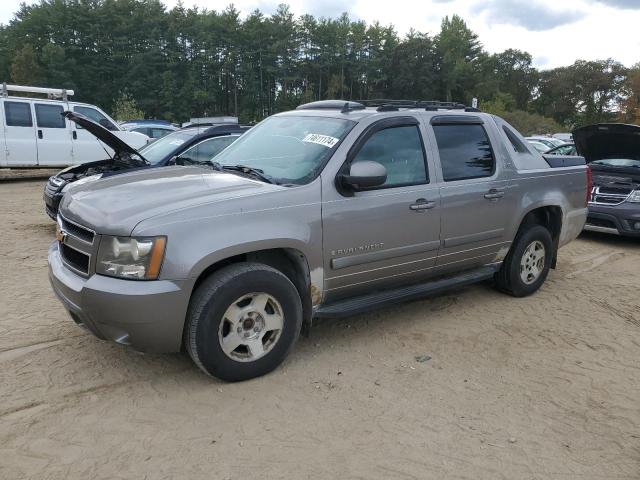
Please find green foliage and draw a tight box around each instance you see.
[10,44,42,85]
[0,1,633,132]
[111,92,145,121]
[501,111,562,136]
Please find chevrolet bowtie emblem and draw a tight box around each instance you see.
[55,224,68,243]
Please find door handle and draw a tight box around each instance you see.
[484,188,505,200]
[410,198,436,211]
[72,131,77,140]
[37,129,43,139]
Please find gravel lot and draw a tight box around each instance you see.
[1,180,639,479]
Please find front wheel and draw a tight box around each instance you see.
[495,224,553,297]
[185,263,302,381]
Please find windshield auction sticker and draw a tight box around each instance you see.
[302,133,340,148]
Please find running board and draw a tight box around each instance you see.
[314,266,498,319]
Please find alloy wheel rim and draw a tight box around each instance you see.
[520,240,545,285]
[218,292,284,362]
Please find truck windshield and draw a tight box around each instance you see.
[213,116,355,185]
[138,129,200,165]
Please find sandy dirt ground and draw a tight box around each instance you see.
[1,180,639,480]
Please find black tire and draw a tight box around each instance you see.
[185,262,302,382]
[495,224,553,297]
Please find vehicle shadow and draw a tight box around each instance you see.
[579,230,640,249]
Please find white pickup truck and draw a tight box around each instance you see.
[0,84,148,167]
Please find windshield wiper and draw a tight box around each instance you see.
[219,164,276,184]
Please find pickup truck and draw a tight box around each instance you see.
[48,100,590,381]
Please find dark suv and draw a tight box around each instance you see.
[575,124,640,237]
[44,112,249,219]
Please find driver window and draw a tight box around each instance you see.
[352,125,428,188]
[182,136,236,163]
[73,106,118,131]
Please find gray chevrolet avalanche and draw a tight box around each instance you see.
[49,100,589,381]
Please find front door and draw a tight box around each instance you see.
[322,116,441,301]
[34,102,73,166]
[2,100,38,166]
[430,118,516,271]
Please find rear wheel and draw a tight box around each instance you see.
[495,224,553,297]
[185,263,302,381]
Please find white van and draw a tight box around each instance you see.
[0,84,149,167]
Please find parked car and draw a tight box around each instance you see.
[43,112,249,219]
[527,140,550,153]
[0,84,148,167]
[546,143,577,156]
[48,100,589,381]
[574,123,640,237]
[525,136,565,149]
[120,119,178,140]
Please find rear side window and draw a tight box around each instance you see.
[352,125,428,187]
[4,101,33,127]
[35,104,65,128]
[182,136,238,163]
[433,124,495,181]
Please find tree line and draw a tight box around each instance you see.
[1,0,639,134]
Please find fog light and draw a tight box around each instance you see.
[634,222,640,230]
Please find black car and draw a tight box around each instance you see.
[574,123,640,237]
[44,111,249,219]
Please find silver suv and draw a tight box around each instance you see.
[48,100,589,381]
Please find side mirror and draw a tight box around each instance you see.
[341,161,387,190]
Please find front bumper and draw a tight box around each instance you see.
[585,202,640,237]
[48,242,194,353]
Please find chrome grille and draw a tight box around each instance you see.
[59,215,95,243]
[589,186,630,206]
[57,215,97,277]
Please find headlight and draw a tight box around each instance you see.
[97,236,166,280]
[66,174,102,191]
[627,190,640,203]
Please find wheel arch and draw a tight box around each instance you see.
[514,205,563,268]
[187,245,316,339]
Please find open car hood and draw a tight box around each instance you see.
[573,123,640,163]
[63,111,141,158]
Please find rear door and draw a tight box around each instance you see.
[34,102,73,166]
[429,116,517,271]
[2,100,38,166]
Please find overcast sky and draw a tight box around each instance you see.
[1,0,638,69]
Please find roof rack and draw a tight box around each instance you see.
[296,100,366,113]
[1,83,75,100]
[358,99,480,113]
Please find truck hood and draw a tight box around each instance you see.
[573,123,640,163]
[63,111,143,159]
[60,166,284,235]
